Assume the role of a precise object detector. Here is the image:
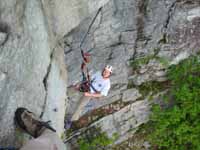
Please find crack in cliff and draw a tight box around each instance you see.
[40,49,54,118]
[105,36,124,61]
[64,41,73,55]
[0,22,10,47]
[107,49,114,60]
[159,1,177,44]
[164,1,177,29]
[136,0,149,40]
[122,29,136,32]
[133,0,149,59]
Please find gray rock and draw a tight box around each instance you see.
[0,71,7,92]
[0,0,199,148]
[122,88,142,102]
[154,70,166,77]
[170,51,190,65]
[132,74,151,86]
[62,1,200,149]
[0,0,51,145]
[96,94,122,109]
[139,66,148,74]
[156,76,168,82]
[143,141,151,149]
[0,32,7,45]
[0,0,68,146]
[93,100,151,140]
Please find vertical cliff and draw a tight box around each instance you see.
[0,0,111,147]
[0,0,200,149]
[64,0,200,148]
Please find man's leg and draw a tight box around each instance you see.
[71,96,91,121]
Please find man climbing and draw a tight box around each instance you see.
[70,65,113,121]
[84,65,112,97]
[64,6,112,124]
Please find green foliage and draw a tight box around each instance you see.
[130,55,169,70]
[78,128,116,150]
[130,55,155,70]
[138,81,165,97]
[156,56,169,66]
[65,128,73,137]
[148,56,200,150]
[127,81,135,89]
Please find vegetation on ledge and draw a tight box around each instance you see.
[148,55,200,150]
[77,127,117,150]
[115,55,200,150]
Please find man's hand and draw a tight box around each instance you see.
[84,92,102,98]
[84,92,91,97]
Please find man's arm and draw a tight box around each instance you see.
[84,92,102,98]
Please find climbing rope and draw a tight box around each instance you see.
[79,7,103,83]
[80,7,103,52]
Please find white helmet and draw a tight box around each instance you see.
[104,65,113,73]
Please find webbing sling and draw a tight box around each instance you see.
[88,77,99,93]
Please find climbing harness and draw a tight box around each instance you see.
[79,77,99,93]
[79,7,103,92]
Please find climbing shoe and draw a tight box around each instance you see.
[14,107,56,138]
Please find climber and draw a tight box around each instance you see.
[82,65,112,97]
[14,107,66,150]
[69,65,113,122]
[64,7,112,126]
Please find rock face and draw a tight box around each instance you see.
[0,0,52,145]
[0,0,200,149]
[64,0,200,148]
[93,100,150,144]
[0,0,111,147]
[122,88,142,102]
[0,0,89,147]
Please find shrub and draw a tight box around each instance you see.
[148,56,200,150]
[78,128,116,150]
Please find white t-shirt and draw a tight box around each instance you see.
[90,71,111,96]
